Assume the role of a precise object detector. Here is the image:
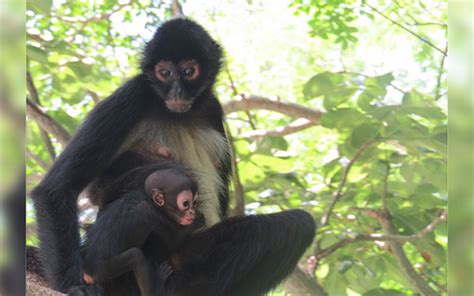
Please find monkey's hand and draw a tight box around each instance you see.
[157,261,174,280]
[67,284,103,296]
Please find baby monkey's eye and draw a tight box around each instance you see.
[182,200,190,208]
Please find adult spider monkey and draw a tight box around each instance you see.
[32,18,316,295]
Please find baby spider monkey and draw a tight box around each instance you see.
[68,160,203,296]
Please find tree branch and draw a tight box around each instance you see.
[87,90,101,104]
[26,98,71,146]
[27,72,57,160]
[316,209,447,259]
[223,95,323,121]
[364,3,446,56]
[320,140,375,226]
[379,216,439,295]
[239,119,317,139]
[284,267,328,296]
[170,0,184,17]
[434,42,448,100]
[26,149,49,171]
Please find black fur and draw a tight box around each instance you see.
[32,18,315,295]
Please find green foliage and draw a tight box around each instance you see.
[290,0,359,48]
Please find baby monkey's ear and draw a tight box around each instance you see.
[152,189,165,207]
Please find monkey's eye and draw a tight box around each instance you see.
[182,200,190,209]
[159,69,171,77]
[179,60,200,80]
[182,68,194,77]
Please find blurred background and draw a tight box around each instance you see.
[1,0,471,295]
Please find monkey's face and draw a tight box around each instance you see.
[151,189,197,226]
[153,59,203,113]
[174,190,197,225]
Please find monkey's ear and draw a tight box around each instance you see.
[152,189,165,207]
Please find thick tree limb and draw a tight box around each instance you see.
[26,98,71,146]
[223,95,323,122]
[284,268,328,296]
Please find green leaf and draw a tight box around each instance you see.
[321,108,367,130]
[350,123,379,148]
[254,136,289,155]
[344,263,381,293]
[357,91,376,111]
[323,87,357,110]
[324,266,348,296]
[250,155,294,173]
[363,73,394,97]
[402,90,430,107]
[420,158,447,191]
[68,61,93,78]
[303,72,344,99]
[27,45,48,63]
[364,73,394,88]
[28,0,52,14]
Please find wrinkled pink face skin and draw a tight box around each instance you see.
[175,190,196,225]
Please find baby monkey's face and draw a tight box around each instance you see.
[145,168,199,226]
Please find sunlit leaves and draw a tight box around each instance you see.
[27,45,48,63]
[28,0,52,14]
[321,108,367,130]
[290,0,359,48]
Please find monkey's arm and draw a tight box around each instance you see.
[31,76,150,292]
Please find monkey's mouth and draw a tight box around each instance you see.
[166,99,192,113]
[180,217,194,225]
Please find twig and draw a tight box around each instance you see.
[364,3,446,56]
[434,42,448,100]
[170,0,184,17]
[239,119,317,139]
[60,1,134,41]
[320,140,375,226]
[225,67,257,129]
[27,72,57,160]
[382,162,390,211]
[336,71,406,94]
[26,149,49,171]
[87,90,101,104]
[380,216,439,295]
[317,209,447,259]
[26,98,71,146]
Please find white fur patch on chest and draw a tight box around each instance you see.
[133,120,228,226]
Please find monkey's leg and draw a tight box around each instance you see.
[170,209,316,296]
[93,248,154,296]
